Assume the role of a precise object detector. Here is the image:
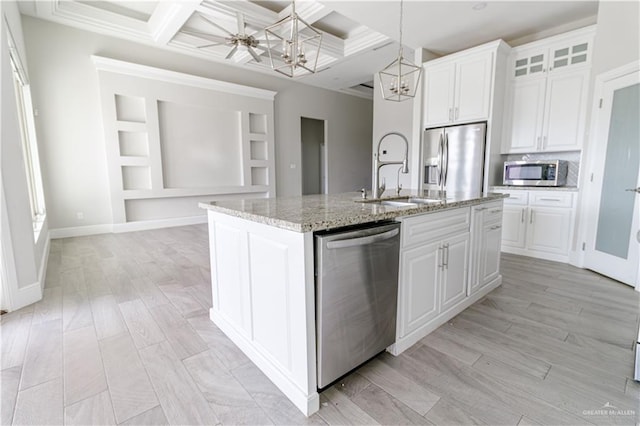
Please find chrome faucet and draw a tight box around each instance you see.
[373,132,409,198]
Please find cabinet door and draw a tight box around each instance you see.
[398,241,440,337]
[440,232,470,313]
[527,207,572,255]
[423,62,456,127]
[502,205,527,249]
[512,49,548,79]
[541,69,589,151]
[455,52,493,123]
[503,78,546,153]
[479,221,502,286]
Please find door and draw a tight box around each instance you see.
[542,69,589,151]
[501,206,527,249]
[455,51,492,123]
[301,117,325,195]
[443,122,486,197]
[585,67,640,287]
[440,232,470,313]
[423,62,455,127]
[503,78,546,153]
[527,207,572,255]
[399,241,440,337]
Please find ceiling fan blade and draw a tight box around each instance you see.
[225,44,239,60]
[236,12,245,36]
[247,46,262,63]
[199,42,225,49]
[200,14,234,37]
[182,29,228,44]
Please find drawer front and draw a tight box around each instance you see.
[401,207,470,248]
[500,190,529,206]
[529,191,573,207]
[475,200,504,223]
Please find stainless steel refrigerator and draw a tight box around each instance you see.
[422,122,487,197]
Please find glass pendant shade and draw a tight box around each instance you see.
[264,2,323,78]
[378,49,422,101]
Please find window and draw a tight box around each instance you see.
[6,24,46,238]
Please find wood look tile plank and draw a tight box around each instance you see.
[183,349,271,425]
[420,328,484,365]
[90,294,127,341]
[106,272,139,304]
[64,390,116,425]
[60,267,88,296]
[333,372,372,399]
[31,287,63,325]
[1,365,21,425]
[138,341,219,425]
[13,378,63,426]
[158,281,207,317]
[130,276,170,308]
[148,304,207,360]
[423,398,487,425]
[350,383,427,425]
[119,405,169,425]
[62,290,94,332]
[231,362,326,425]
[0,312,32,370]
[118,299,165,349]
[63,325,108,406]
[20,319,63,390]
[99,333,158,423]
[318,387,379,425]
[186,313,251,369]
[357,357,440,415]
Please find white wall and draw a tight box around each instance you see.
[1,1,48,311]
[21,16,373,231]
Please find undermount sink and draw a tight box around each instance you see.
[362,196,445,207]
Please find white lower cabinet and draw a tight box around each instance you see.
[499,189,575,262]
[392,203,503,355]
[469,201,503,295]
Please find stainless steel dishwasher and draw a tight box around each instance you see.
[315,222,400,389]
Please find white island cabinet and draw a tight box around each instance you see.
[201,192,505,416]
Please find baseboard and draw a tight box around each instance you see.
[210,308,320,416]
[49,215,207,238]
[388,276,502,356]
[501,247,569,263]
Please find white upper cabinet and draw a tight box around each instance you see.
[423,46,499,127]
[502,26,595,153]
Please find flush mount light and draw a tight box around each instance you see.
[472,2,488,11]
[377,0,422,102]
[264,0,323,78]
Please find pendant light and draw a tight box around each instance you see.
[378,0,421,101]
[264,0,323,78]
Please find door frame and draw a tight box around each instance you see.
[575,60,640,290]
[300,116,328,195]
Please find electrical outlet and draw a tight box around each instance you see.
[76,212,84,220]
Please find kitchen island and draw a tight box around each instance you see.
[199,191,507,416]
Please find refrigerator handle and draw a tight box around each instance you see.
[443,133,450,187]
[437,133,444,186]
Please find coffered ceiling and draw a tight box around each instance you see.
[18,1,599,98]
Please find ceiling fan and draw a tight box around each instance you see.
[183,13,264,63]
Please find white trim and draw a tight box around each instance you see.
[49,215,207,239]
[37,232,50,291]
[11,282,43,311]
[91,55,277,100]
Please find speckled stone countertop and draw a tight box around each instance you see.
[199,190,508,233]
[491,185,579,192]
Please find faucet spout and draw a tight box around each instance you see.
[373,132,410,198]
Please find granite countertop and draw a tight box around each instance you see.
[491,185,579,192]
[199,190,508,233]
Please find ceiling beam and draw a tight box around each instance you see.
[148,0,201,45]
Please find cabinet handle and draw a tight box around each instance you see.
[490,225,502,231]
[521,208,525,223]
[539,198,560,202]
[536,136,541,148]
[438,245,444,269]
[444,243,450,269]
[476,207,487,211]
[530,209,534,224]
[489,209,502,213]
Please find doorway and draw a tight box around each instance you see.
[584,63,639,288]
[301,117,326,195]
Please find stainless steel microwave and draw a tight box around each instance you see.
[503,160,568,186]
